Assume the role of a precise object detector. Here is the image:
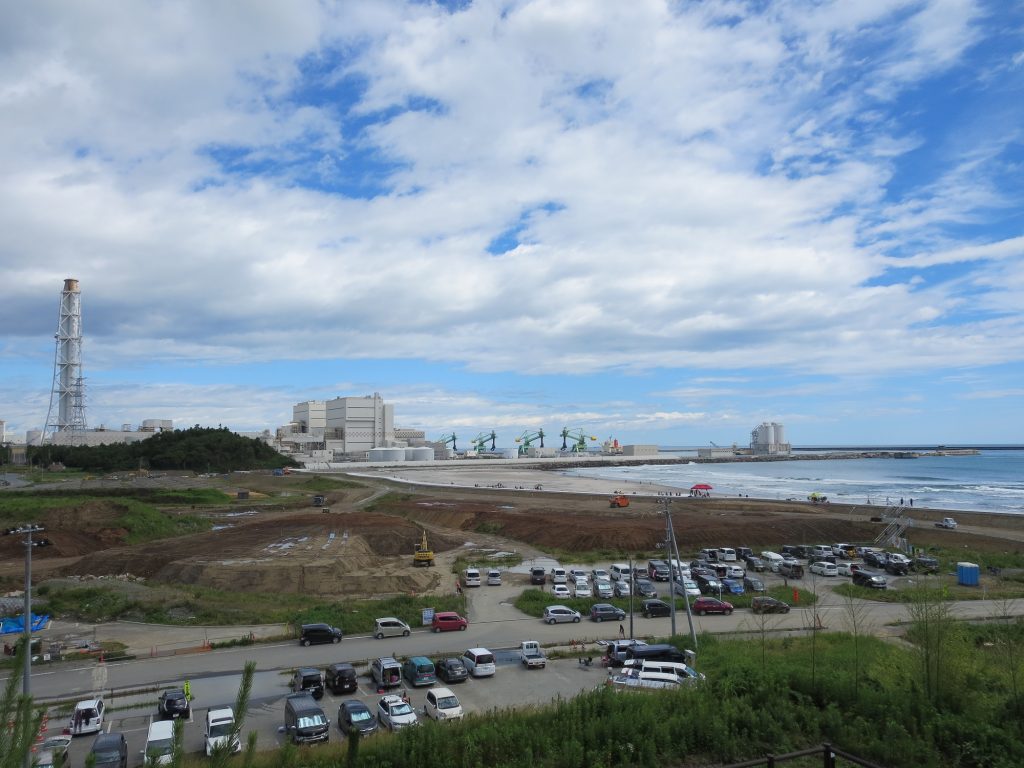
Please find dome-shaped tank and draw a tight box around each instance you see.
[367,448,389,462]
[380,447,406,462]
[406,447,434,462]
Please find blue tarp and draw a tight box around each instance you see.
[0,613,50,635]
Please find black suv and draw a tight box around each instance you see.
[852,570,887,589]
[885,560,909,576]
[530,567,546,585]
[325,663,357,695]
[90,732,128,768]
[157,689,190,720]
[435,657,469,684]
[641,599,671,618]
[299,623,342,646]
[290,667,325,699]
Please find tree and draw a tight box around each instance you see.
[0,641,45,768]
[209,661,257,768]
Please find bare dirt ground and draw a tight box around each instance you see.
[2,469,1023,600]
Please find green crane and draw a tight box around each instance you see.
[514,429,545,456]
[471,431,498,452]
[437,433,458,451]
[560,428,597,453]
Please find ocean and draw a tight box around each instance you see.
[566,449,1024,515]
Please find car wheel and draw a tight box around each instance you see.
[460,625,466,630]
[643,612,650,619]
[595,616,603,622]
[726,609,733,615]
[783,607,790,613]
[333,636,340,643]
[547,618,556,625]
[573,616,580,623]
[375,632,384,640]
[434,627,440,633]
[302,639,311,647]
[403,630,410,637]
[697,609,705,616]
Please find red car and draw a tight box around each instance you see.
[692,597,734,616]
[431,611,468,632]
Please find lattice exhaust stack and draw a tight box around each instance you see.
[42,278,87,443]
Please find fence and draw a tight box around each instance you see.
[721,743,887,768]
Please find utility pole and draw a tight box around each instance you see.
[660,498,698,651]
[4,523,45,768]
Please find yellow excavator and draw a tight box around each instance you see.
[413,529,435,567]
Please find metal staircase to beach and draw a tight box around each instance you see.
[875,505,913,547]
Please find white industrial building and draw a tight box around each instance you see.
[750,422,791,455]
[277,394,427,462]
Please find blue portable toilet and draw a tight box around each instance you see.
[957,562,979,586]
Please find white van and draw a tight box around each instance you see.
[717,547,737,562]
[486,569,502,586]
[549,567,568,584]
[143,720,175,766]
[205,707,241,756]
[610,563,632,581]
[759,551,784,572]
[69,699,104,735]
[463,568,481,587]
[810,545,833,560]
[461,647,496,677]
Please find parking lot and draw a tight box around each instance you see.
[56,654,604,767]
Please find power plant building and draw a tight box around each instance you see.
[750,422,791,456]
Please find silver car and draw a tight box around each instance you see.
[373,617,411,639]
[542,605,581,624]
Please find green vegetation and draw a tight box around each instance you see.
[25,426,297,473]
[297,476,365,491]
[834,579,1024,603]
[35,581,466,633]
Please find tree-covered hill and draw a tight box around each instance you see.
[27,426,299,473]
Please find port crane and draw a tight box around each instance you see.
[437,433,458,451]
[560,428,597,453]
[471,430,497,452]
[514,429,545,456]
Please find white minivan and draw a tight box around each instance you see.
[69,699,104,735]
[461,647,496,677]
[463,568,481,587]
[205,707,241,756]
[143,720,175,766]
[610,563,632,581]
[717,547,737,562]
[486,569,502,586]
[759,551,784,572]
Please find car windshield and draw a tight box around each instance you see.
[297,714,327,728]
[350,709,372,723]
[94,751,121,762]
[437,695,459,709]
[302,675,320,685]
[147,739,173,756]
[389,702,414,716]
[208,722,233,738]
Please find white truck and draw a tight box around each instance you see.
[519,640,546,669]
[935,517,958,530]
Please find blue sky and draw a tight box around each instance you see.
[2,0,1023,447]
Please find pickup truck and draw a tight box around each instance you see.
[519,640,546,669]
[935,517,958,530]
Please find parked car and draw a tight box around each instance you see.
[591,568,610,582]
[743,576,765,593]
[402,656,436,687]
[486,569,502,585]
[723,564,745,579]
[431,611,468,633]
[299,623,342,646]
[912,556,939,574]
[751,596,790,614]
[288,667,324,699]
[695,574,722,594]
[809,561,838,577]
[736,547,754,560]
[836,562,862,577]
[338,700,377,736]
[551,584,572,599]
[461,648,496,677]
[674,579,701,597]
[424,686,464,721]
[550,566,568,584]
[852,570,888,589]
[778,561,805,579]
[613,580,632,598]
[744,555,766,572]
[886,553,912,567]
[40,736,71,767]
[573,581,593,598]
[642,599,671,618]
[543,605,581,624]
[204,708,240,756]
[633,578,657,598]
[720,578,745,595]
[89,732,128,768]
[325,663,358,695]
[647,560,671,581]
[530,566,547,585]
[157,689,191,719]
[590,603,627,622]
[691,597,734,616]
[594,579,614,598]
[370,657,403,688]
[435,657,469,684]
[377,695,418,731]
[863,550,887,568]
[373,617,411,639]
[569,568,588,584]
[885,560,910,576]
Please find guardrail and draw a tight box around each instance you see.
[721,743,886,768]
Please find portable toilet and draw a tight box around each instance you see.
[956,562,980,586]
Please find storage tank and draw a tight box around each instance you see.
[380,447,405,462]
[405,447,434,462]
[367,448,389,462]
[501,448,518,459]
[957,562,980,586]
[773,423,786,445]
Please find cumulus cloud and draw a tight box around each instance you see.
[1,0,1022,440]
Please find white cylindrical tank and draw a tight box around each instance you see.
[773,423,786,445]
[367,448,388,461]
[406,447,434,461]
[26,429,43,445]
[380,447,405,462]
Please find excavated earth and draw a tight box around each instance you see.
[2,472,1022,599]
